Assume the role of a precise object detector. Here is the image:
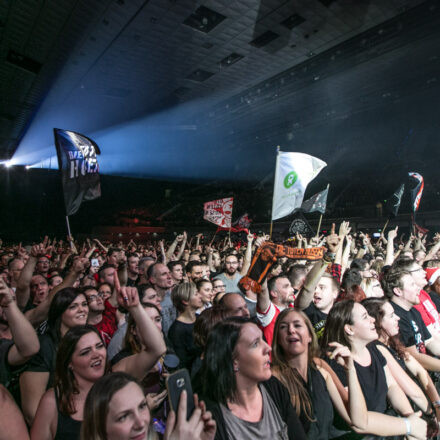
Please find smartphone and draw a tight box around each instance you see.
[166,369,195,420]
[91,258,99,267]
[372,233,380,238]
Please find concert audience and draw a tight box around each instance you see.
[3,225,440,439]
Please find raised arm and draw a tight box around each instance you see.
[256,279,271,313]
[112,287,166,379]
[24,257,89,327]
[295,258,331,310]
[166,235,181,261]
[175,232,187,261]
[335,222,351,267]
[239,232,254,276]
[92,238,108,253]
[423,233,440,264]
[341,235,352,277]
[0,280,40,366]
[385,227,398,266]
[15,241,51,309]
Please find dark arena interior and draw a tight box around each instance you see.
[1,1,440,439]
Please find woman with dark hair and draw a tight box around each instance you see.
[109,288,166,382]
[362,297,439,418]
[168,283,202,370]
[112,300,169,429]
[321,299,427,439]
[200,317,307,440]
[81,372,216,440]
[191,306,226,379]
[21,287,89,424]
[31,325,106,439]
[196,279,213,314]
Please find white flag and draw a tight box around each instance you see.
[271,151,326,221]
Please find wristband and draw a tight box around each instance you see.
[403,417,411,436]
[432,400,440,408]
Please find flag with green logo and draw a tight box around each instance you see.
[271,151,326,221]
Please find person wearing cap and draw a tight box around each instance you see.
[426,267,440,313]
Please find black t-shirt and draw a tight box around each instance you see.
[303,303,327,339]
[328,343,388,413]
[302,366,335,440]
[127,277,138,287]
[428,290,440,312]
[25,333,57,388]
[168,320,199,371]
[391,301,431,353]
[0,339,13,386]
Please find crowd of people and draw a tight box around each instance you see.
[1,224,440,439]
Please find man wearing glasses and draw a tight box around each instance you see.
[83,286,117,345]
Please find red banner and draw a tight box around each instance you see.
[216,226,249,234]
[203,197,233,228]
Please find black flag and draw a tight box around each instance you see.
[285,211,315,238]
[384,184,405,218]
[300,187,328,214]
[54,128,101,216]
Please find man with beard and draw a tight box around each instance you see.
[185,261,204,283]
[148,262,176,335]
[213,233,254,293]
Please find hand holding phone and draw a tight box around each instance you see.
[166,369,195,421]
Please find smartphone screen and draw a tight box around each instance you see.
[166,369,195,420]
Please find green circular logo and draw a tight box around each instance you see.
[284,171,297,189]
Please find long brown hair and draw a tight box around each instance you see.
[55,325,106,415]
[81,372,157,440]
[362,297,407,360]
[320,299,355,351]
[124,302,161,354]
[271,308,318,421]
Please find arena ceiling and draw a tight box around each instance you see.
[1,0,440,184]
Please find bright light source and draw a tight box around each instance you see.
[25,165,31,170]
[4,161,12,168]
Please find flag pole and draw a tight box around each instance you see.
[209,230,217,247]
[269,145,281,239]
[316,183,329,238]
[65,215,75,251]
[382,218,390,235]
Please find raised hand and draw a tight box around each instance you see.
[117,286,140,309]
[339,221,351,237]
[71,257,90,274]
[16,243,28,260]
[327,342,354,370]
[0,278,15,307]
[146,390,167,410]
[387,226,398,241]
[325,232,340,253]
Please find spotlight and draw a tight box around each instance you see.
[25,165,31,170]
[4,161,12,168]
